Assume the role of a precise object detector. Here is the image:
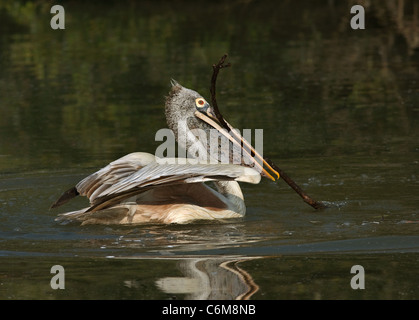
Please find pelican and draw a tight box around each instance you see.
[51,81,279,225]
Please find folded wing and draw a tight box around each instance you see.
[51,152,261,213]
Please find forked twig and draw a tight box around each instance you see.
[209,54,327,210]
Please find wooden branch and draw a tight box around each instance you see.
[209,54,327,210]
[210,54,231,131]
[264,158,328,210]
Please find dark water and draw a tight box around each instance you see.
[0,1,418,300]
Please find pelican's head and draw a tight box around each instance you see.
[165,80,279,181]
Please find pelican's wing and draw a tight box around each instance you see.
[51,152,156,208]
[51,153,261,211]
[84,161,261,213]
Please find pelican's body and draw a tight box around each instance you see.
[52,82,278,225]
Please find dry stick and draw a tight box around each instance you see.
[210,54,231,131]
[264,158,327,210]
[210,54,327,210]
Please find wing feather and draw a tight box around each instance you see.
[85,162,260,212]
[52,152,261,212]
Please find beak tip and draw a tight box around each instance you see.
[262,171,279,182]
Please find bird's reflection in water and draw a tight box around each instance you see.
[155,256,261,300]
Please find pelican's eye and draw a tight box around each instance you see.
[195,98,207,110]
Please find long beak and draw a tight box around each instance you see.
[194,108,280,181]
